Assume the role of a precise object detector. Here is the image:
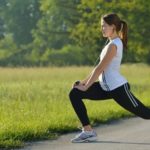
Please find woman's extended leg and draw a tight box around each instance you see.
[111,83,150,119]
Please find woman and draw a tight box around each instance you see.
[69,13,150,143]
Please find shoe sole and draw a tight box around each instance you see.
[71,136,98,143]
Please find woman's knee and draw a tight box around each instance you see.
[142,116,150,119]
[137,107,150,119]
[69,88,81,100]
[140,114,150,119]
[141,112,150,119]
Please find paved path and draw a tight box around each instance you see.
[19,117,150,150]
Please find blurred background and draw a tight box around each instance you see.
[0,0,150,67]
[0,1,150,148]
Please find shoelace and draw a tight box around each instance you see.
[75,131,85,138]
[77,126,83,131]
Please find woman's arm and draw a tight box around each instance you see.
[80,70,94,85]
[74,44,117,91]
[72,70,94,88]
[85,44,117,89]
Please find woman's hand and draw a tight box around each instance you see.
[74,84,88,91]
[72,81,80,88]
[72,80,85,88]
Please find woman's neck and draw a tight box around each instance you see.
[108,33,119,40]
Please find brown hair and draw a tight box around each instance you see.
[101,13,128,49]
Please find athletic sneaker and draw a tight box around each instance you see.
[71,129,97,143]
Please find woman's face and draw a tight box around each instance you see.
[101,19,114,37]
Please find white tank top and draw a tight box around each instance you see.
[99,37,127,91]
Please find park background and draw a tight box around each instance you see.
[0,0,150,66]
[0,0,150,149]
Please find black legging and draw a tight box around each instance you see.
[69,82,150,126]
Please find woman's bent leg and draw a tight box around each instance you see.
[69,82,112,126]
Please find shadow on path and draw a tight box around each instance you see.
[74,140,150,146]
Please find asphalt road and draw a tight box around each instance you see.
[19,117,150,150]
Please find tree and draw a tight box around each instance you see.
[32,0,81,52]
[1,0,41,46]
[0,18,5,39]
[0,0,7,40]
[71,0,150,63]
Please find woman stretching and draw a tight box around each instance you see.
[69,13,150,143]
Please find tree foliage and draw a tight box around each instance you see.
[0,0,41,45]
[0,0,149,66]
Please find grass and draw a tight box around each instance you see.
[0,63,150,149]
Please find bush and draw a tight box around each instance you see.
[40,45,87,66]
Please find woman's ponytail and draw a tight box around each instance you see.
[120,20,128,49]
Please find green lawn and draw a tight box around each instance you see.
[0,63,150,148]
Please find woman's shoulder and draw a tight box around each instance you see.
[110,37,123,51]
[111,37,122,46]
